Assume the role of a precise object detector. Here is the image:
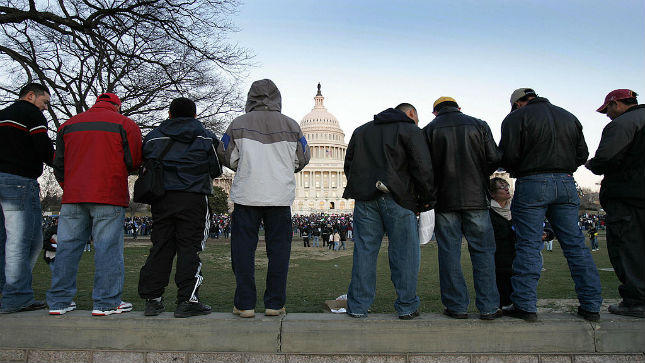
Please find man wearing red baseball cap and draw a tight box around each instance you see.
[586,89,644,318]
[47,92,142,316]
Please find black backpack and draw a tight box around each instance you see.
[133,140,174,204]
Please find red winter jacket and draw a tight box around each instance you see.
[53,101,142,206]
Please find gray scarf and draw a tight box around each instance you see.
[491,199,511,221]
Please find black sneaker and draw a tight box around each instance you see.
[443,309,468,319]
[0,300,47,314]
[503,305,538,322]
[144,298,165,316]
[577,306,600,322]
[399,310,420,320]
[174,301,212,318]
[19,300,47,312]
[480,308,503,320]
[608,302,645,318]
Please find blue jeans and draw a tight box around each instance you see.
[347,195,420,316]
[0,172,43,312]
[47,203,126,310]
[435,209,499,314]
[511,173,602,312]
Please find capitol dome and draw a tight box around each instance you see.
[301,83,341,129]
[300,83,345,148]
[292,83,353,214]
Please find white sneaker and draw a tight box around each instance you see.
[49,301,77,315]
[92,301,133,316]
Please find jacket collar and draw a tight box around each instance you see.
[436,106,461,116]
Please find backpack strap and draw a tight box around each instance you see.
[156,139,175,161]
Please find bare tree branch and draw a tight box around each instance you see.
[0,0,253,134]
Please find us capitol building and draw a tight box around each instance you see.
[291,84,353,215]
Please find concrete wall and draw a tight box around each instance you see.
[1,311,643,362]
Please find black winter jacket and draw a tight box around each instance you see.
[586,105,645,207]
[423,107,501,212]
[489,209,515,274]
[500,97,588,178]
[143,117,222,195]
[343,108,435,213]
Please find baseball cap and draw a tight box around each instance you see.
[510,88,537,106]
[96,93,122,107]
[433,96,457,111]
[596,89,636,113]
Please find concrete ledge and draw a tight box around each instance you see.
[0,351,644,363]
[0,311,643,355]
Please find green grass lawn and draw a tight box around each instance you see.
[30,231,619,313]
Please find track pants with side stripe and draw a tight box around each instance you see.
[138,191,209,303]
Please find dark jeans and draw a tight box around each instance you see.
[138,191,209,303]
[231,204,292,310]
[603,199,645,305]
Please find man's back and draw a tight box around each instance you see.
[500,97,588,177]
[143,117,221,195]
[0,100,54,179]
[54,100,142,206]
[587,105,645,205]
[424,107,500,212]
[343,108,433,213]
[219,79,309,207]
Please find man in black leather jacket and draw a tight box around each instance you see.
[586,89,645,318]
[499,88,601,322]
[343,103,434,319]
[423,97,502,320]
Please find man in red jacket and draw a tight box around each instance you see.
[47,93,142,316]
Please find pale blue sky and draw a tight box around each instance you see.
[229,1,645,189]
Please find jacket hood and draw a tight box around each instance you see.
[374,108,415,125]
[159,117,207,143]
[245,79,282,113]
[528,96,550,105]
[91,100,120,113]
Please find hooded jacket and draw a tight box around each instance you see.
[143,117,222,195]
[423,106,501,212]
[54,100,142,206]
[217,79,310,206]
[500,97,588,178]
[343,108,435,213]
[586,104,645,207]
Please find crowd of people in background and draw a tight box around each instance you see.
[292,213,353,250]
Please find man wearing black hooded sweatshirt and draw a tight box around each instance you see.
[343,103,434,320]
[138,98,222,318]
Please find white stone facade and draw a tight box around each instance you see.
[292,84,354,214]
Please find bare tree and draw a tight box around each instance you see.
[0,0,252,134]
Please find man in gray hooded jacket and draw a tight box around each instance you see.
[218,79,310,318]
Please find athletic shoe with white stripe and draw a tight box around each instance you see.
[91,301,133,316]
[49,301,77,315]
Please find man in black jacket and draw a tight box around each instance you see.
[343,103,434,320]
[137,98,222,318]
[0,83,53,314]
[423,97,502,320]
[500,88,602,322]
[586,89,644,318]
